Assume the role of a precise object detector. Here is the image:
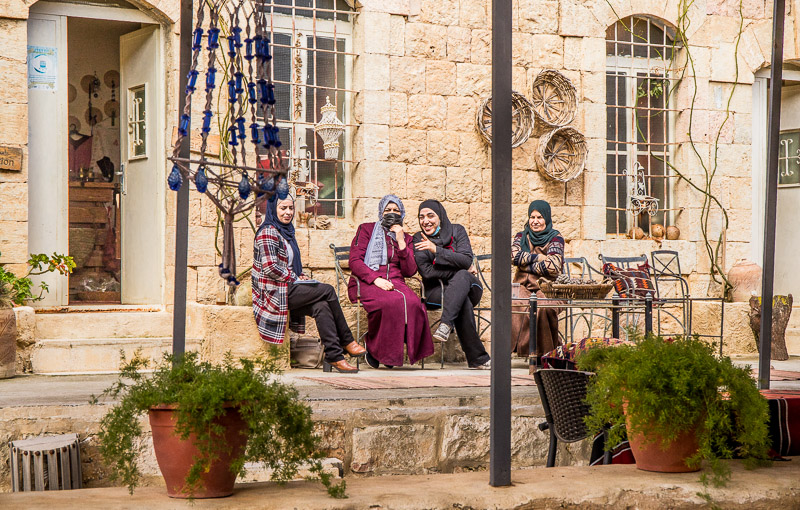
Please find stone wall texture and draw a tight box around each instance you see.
[2,1,799,355]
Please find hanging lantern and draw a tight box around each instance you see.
[314,96,344,160]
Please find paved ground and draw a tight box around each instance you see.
[2,355,799,408]
[0,460,798,509]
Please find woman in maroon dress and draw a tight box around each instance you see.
[348,194,434,368]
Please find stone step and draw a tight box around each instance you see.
[35,311,173,340]
[30,337,201,375]
[784,327,800,356]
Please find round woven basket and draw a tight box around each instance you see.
[475,91,534,148]
[535,127,588,182]
[530,70,577,134]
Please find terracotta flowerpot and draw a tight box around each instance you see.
[728,259,762,302]
[149,404,249,498]
[625,412,700,473]
[0,307,17,379]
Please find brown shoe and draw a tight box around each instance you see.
[323,359,359,373]
[344,341,367,357]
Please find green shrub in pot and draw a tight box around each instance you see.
[92,351,346,498]
[576,332,771,486]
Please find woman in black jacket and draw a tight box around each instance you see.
[412,200,491,369]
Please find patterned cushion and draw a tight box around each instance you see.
[602,262,656,299]
[541,337,634,369]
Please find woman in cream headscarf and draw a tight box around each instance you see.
[348,195,434,368]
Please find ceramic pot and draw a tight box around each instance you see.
[0,307,17,379]
[650,224,665,239]
[149,404,249,498]
[728,259,762,302]
[665,225,680,240]
[628,227,645,239]
[625,410,700,472]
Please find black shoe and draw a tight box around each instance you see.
[365,350,379,369]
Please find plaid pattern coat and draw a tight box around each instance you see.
[252,224,305,344]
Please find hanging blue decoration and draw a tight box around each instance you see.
[258,79,268,104]
[207,27,220,50]
[256,173,270,197]
[236,117,246,141]
[192,28,204,51]
[168,164,183,191]
[186,69,199,94]
[218,263,231,278]
[244,38,254,61]
[227,35,238,58]
[238,171,251,199]
[227,79,238,104]
[250,123,261,144]
[247,82,257,104]
[178,114,190,137]
[201,110,213,133]
[276,175,289,199]
[262,174,276,192]
[194,166,209,193]
[234,72,244,94]
[205,67,217,91]
[228,125,239,146]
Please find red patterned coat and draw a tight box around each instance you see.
[252,225,305,344]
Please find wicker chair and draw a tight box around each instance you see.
[534,368,610,467]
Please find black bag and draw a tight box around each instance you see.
[290,336,324,369]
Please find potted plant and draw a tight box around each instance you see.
[576,333,771,485]
[0,252,74,378]
[92,351,346,499]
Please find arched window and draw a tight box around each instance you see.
[606,16,677,236]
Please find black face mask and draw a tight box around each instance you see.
[381,212,402,229]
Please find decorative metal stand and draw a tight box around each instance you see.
[168,0,289,287]
[628,161,659,217]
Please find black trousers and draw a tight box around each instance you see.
[425,270,490,367]
[288,282,355,363]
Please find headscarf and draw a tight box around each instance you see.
[521,199,560,253]
[364,194,405,270]
[418,199,453,248]
[257,194,303,276]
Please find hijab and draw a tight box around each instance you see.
[418,199,453,248]
[364,194,406,270]
[521,199,560,253]
[257,194,303,276]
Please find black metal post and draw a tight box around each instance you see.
[644,296,653,334]
[612,298,620,339]
[759,0,786,389]
[529,296,537,373]
[172,0,193,361]
[489,0,512,488]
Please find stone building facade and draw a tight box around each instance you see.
[2,0,800,372]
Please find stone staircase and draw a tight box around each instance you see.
[30,309,201,374]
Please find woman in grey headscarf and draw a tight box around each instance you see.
[348,195,434,368]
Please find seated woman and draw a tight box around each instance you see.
[253,194,365,373]
[412,200,491,370]
[511,199,565,360]
[348,194,434,368]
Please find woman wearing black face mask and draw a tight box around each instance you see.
[348,194,434,368]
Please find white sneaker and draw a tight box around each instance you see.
[470,359,491,370]
[433,322,452,343]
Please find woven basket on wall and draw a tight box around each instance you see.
[475,91,534,148]
[535,126,588,182]
[530,70,577,135]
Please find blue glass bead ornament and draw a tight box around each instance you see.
[194,166,208,193]
[238,171,251,199]
[207,27,220,50]
[262,174,276,192]
[232,27,242,47]
[264,37,272,60]
[262,125,274,147]
[250,123,261,144]
[227,79,237,104]
[254,35,266,59]
[218,263,231,278]
[205,67,216,91]
[226,276,240,287]
[244,38,254,61]
[185,69,199,94]
[178,114,190,136]
[247,82,257,104]
[192,28,203,51]
[236,117,246,141]
[168,164,183,191]
[202,110,213,134]
[256,173,269,196]
[228,125,239,147]
[276,175,289,199]
[258,79,268,104]
[234,72,244,94]
[227,35,237,58]
[266,83,276,105]
[272,125,282,147]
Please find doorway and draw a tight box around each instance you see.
[28,1,165,306]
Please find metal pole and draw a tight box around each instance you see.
[172,0,193,360]
[758,0,786,389]
[489,0,512,488]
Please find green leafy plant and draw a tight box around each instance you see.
[577,332,770,487]
[0,251,75,306]
[92,350,346,498]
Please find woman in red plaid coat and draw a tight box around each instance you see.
[253,194,365,372]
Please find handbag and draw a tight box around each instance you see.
[290,335,324,369]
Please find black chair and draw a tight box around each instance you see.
[534,368,610,467]
[560,257,608,343]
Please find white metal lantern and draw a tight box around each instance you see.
[314,96,344,160]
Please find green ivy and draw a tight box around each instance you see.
[91,350,346,498]
[576,332,770,487]
[0,251,75,307]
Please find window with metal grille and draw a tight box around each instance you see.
[606,16,678,236]
[260,0,355,218]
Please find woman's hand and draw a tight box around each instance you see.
[297,274,311,281]
[390,224,406,250]
[414,233,437,254]
[468,264,478,276]
[374,277,394,291]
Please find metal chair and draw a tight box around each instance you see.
[534,369,610,467]
[650,250,691,337]
[560,257,608,343]
[598,253,653,337]
[472,254,492,339]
